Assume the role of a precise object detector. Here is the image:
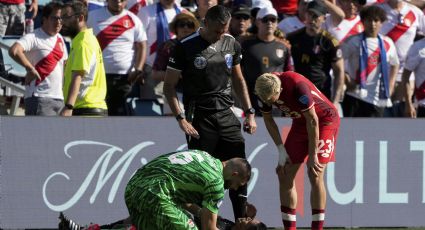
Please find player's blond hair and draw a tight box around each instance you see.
[255,73,281,102]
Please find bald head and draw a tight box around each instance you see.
[223,158,251,190]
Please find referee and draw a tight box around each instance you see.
[164,5,257,221]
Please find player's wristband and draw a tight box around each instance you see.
[277,144,288,166]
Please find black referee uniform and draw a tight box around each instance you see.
[168,31,248,219]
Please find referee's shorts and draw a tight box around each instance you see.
[188,108,246,161]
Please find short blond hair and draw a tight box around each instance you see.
[255,73,281,102]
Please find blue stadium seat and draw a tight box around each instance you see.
[126,98,164,116]
[0,36,26,78]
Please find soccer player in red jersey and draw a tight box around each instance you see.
[254,71,340,230]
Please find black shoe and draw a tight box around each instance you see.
[58,212,82,230]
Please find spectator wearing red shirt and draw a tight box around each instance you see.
[271,0,298,19]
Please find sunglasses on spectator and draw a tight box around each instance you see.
[261,17,277,23]
[176,21,195,29]
[49,16,63,21]
[235,15,250,20]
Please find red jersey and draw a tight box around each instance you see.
[0,0,24,4]
[261,71,339,128]
[271,0,298,15]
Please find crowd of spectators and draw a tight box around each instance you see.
[1,0,425,117]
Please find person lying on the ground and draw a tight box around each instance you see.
[59,202,267,230]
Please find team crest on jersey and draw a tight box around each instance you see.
[357,24,364,32]
[369,54,379,65]
[404,18,411,27]
[123,19,130,28]
[225,54,233,69]
[194,56,207,69]
[276,49,284,58]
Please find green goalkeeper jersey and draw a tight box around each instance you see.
[127,150,224,214]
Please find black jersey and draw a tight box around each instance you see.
[168,32,242,111]
[241,37,292,96]
[287,28,341,98]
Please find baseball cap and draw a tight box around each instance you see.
[251,0,273,9]
[256,7,278,19]
[232,4,251,17]
[307,0,328,16]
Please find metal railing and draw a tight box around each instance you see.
[0,37,26,115]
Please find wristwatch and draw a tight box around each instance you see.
[245,107,256,115]
[65,103,74,110]
[175,113,185,121]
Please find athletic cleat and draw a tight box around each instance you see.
[58,212,82,230]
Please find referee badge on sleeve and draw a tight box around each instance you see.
[336,48,342,58]
[194,56,207,69]
[419,48,425,58]
[225,54,233,69]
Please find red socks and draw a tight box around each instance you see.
[311,209,325,230]
[281,206,296,230]
[281,206,325,230]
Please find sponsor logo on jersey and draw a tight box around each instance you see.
[301,54,310,63]
[225,54,233,69]
[194,56,207,69]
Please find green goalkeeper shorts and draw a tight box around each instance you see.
[125,177,198,230]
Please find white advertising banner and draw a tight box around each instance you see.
[0,117,424,228]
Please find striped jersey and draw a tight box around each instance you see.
[17,28,67,99]
[87,8,147,74]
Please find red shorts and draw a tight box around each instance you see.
[284,125,339,164]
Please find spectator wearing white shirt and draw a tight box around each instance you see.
[378,0,425,116]
[401,37,425,117]
[9,1,67,115]
[341,5,399,117]
[87,0,147,116]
